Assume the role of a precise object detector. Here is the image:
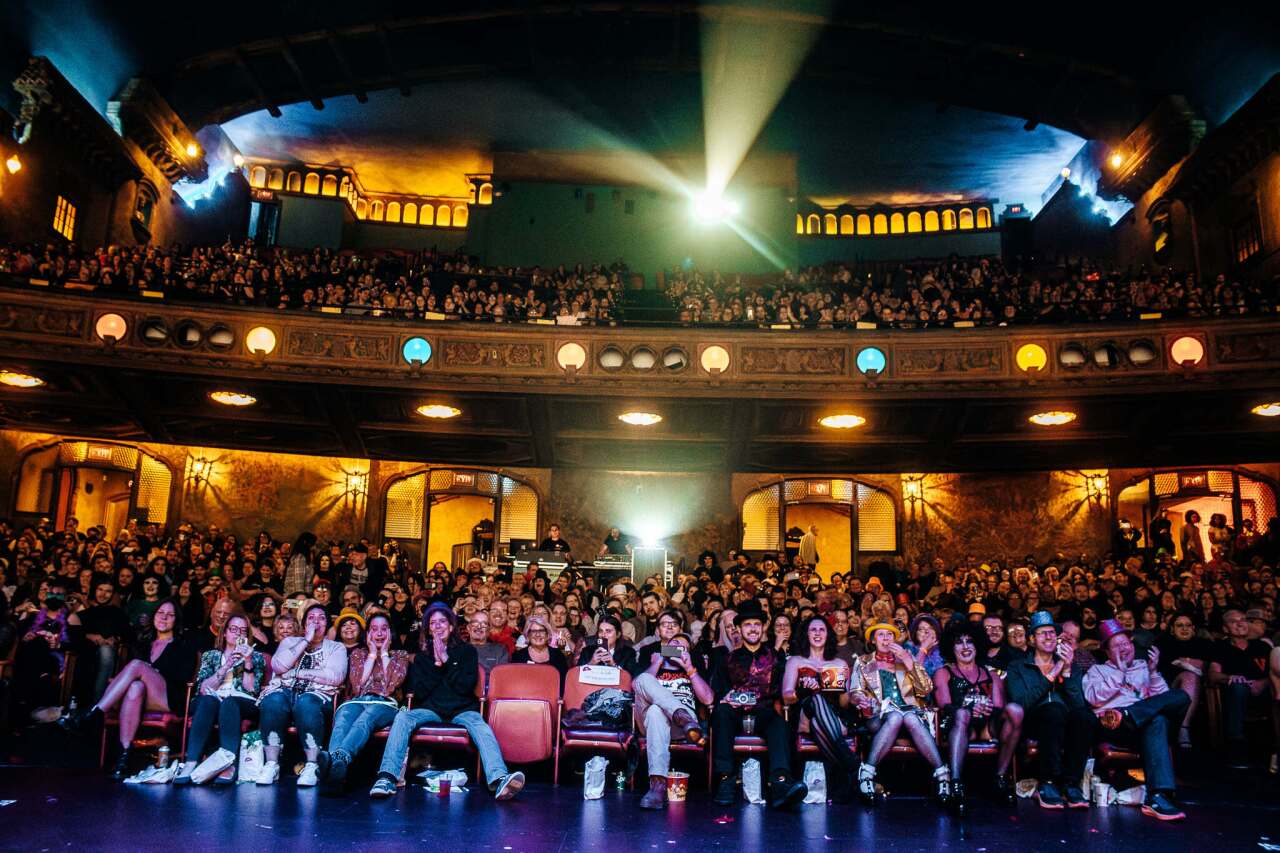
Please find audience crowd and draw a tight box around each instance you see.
[1,512,1278,820]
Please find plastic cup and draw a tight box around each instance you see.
[666,772,689,802]
[438,777,451,797]
[1092,782,1110,806]
[742,714,756,735]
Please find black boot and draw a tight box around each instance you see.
[949,779,967,815]
[60,706,103,735]
[110,748,133,781]
[858,764,879,805]
[768,776,808,810]
[713,774,736,806]
[994,773,1016,805]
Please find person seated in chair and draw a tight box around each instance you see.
[850,621,950,805]
[709,600,807,809]
[369,604,524,801]
[782,615,861,803]
[1083,618,1190,821]
[634,629,711,810]
[932,621,1022,813]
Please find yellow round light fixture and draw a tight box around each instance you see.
[1015,343,1049,372]
[245,326,277,355]
[1169,335,1204,366]
[209,391,257,407]
[819,414,867,430]
[618,411,663,426]
[416,404,461,419]
[1251,402,1280,418]
[700,345,730,373]
[185,142,200,158]
[0,370,44,388]
[95,313,128,341]
[1109,152,1124,168]
[1029,410,1077,427]
[556,342,587,371]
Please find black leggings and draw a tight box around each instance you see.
[799,694,860,777]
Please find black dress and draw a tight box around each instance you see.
[133,632,201,713]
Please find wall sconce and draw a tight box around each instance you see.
[344,470,369,502]
[901,475,925,508]
[1085,473,1109,505]
[5,154,21,174]
[186,456,214,488]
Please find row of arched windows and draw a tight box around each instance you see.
[798,206,993,237]
[355,198,469,228]
[247,163,470,229]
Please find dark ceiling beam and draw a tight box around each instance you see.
[232,49,281,118]
[279,40,324,111]
[524,397,557,468]
[102,372,173,444]
[326,390,367,457]
[325,33,367,104]
[375,25,412,98]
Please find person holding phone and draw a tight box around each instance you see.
[576,614,637,673]
[782,615,860,803]
[177,607,267,785]
[632,631,711,809]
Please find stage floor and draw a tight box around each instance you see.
[0,767,1277,852]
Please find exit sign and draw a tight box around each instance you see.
[452,472,475,487]
[87,446,114,462]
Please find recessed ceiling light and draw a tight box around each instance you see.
[417,404,461,419]
[619,411,662,426]
[209,391,257,407]
[0,370,44,388]
[819,414,867,429]
[1029,410,1077,426]
[1252,402,1280,418]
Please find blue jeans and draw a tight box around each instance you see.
[1093,689,1189,793]
[377,707,508,786]
[328,700,398,760]
[185,694,258,762]
[259,690,332,752]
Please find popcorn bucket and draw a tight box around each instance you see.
[666,771,690,802]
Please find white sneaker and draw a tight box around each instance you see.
[173,761,198,785]
[297,762,319,787]
[255,760,280,786]
[190,749,236,785]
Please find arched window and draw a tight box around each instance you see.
[924,210,939,232]
[958,208,974,229]
[420,204,434,226]
[386,202,401,224]
[303,173,320,195]
[856,214,871,235]
[478,183,493,205]
[839,214,854,235]
[806,213,820,234]
[268,168,284,190]
[286,172,301,192]
[907,211,922,233]
[403,202,418,225]
[355,198,367,219]
[453,205,468,227]
[942,209,956,230]
[249,166,267,188]
[824,213,837,235]
[873,213,888,235]
[437,205,452,227]
[796,214,804,235]
[468,184,478,204]
[370,200,384,221]
[320,175,337,196]
[976,207,992,229]
[339,176,352,199]
[889,212,905,234]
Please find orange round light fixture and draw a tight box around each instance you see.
[245,326,277,355]
[0,370,44,388]
[1109,152,1124,168]
[618,411,662,426]
[819,414,867,430]
[209,391,257,407]
[700,345,730,373]
[1029,410,1077,427]
[1015,343,1049,372]
[1169,336,1204,366]
[416,404,461,419]
[95,313,128,341]
[1251,402,1280,418]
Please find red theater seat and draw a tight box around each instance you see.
[555,666,633,785]
[486,663,560,767]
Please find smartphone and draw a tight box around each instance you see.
[660,644,683,659]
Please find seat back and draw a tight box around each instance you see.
[562,666,632,713]
[486,663,561,763]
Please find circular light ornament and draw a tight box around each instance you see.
[1251,402,1280,418]
[630,347,657,370]
[1015,343,1048,372]
[1058,343,1087,368]
[700,345,730,373]
[245,326,277,355]
[661,348,689,371]
[598,346,626,370]
[417,404,461,419]
[209,391,257,407]
[402,337,432,365]
[95,313,128,341]
[819,414,867,430]
[1170,335,1204,366]
[856,347,887,374]
[0,370,44,388]
[1128,340,1157,366]
[556,342,587,370]
[618,411,662,426]
[1029,411,1077,427]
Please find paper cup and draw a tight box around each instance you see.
[1092,782,1111,806]
[666,772,690,802]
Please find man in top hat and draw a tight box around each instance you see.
[1083,618,1189,820]
[708,599,807,809]
[1004,611,1094,810]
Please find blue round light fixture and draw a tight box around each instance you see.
[402,337,432,365]
[856,346,886,374]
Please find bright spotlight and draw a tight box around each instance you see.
[691,190,740,224]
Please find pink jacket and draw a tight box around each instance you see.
[1082,659,1169,712]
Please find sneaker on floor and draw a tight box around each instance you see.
[1037,781,1065,810]
[297,762,320,787]
[190,749,237,785]
[173,761,198,786]
[1141,792,1186,821]
[370,776,397,799]
[494,771,526,801]
[255,760,280,786]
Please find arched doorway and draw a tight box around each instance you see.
[1116,468,1277,561]
[11,440,174,534]
[382,469,539,572]
[740,478,897,579]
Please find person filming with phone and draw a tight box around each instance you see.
[576,613,637,673]
[632,622,712,810]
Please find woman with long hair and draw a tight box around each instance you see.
[1180,510,1204,563]
[782,615,860,801]
[576,614,637,672]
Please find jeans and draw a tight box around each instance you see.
[328,700,398,760]
[1219,682,1266,742]
[185,694,258,762]
[1090,689,1188,793]
[633,672,694,778]
[259,690,332,752]
[377,707,508,786]
[91,643,118,704]
[1024,701,1094,785]
[711,702,792,780]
